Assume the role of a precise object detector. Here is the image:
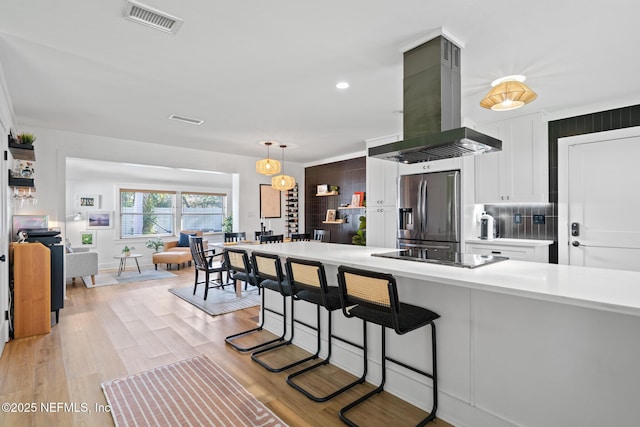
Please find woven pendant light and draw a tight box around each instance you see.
[271,145,295,191]
[480,76,537,111]
[256,142,281,175]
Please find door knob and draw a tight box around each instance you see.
[0,254,5,262]
[572,241,580,247]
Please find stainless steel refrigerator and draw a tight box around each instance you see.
[397,170,461,253]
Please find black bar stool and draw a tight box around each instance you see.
[250,252,320,372]
[336,265,439,426]
[223,248,286,353]
[284,257,367,402]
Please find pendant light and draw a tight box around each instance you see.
[256,141,281,175]
[480,75,537,111]
[271,145,296,191]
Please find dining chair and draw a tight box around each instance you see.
[290,233,310,241]
[259,234,284,244]
[313,229,330,242]
[188,236,229,300]
[224,232,246,242]
[255,230,273,241]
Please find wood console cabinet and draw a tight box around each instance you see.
[11,243,51,338]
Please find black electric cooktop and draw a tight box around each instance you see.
[371,248,508,269]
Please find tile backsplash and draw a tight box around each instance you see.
[484,203,556,241]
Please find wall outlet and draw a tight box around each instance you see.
[514,213,522,224]
[533,214,545,225]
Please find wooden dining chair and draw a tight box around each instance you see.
[290,233,311,241]
[188,236,229,300]
[259,234,284,244]
[255,230,273,241]
[224,232,246,242]
[313,229,330,242]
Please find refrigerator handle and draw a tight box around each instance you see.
[417,180,424,234]
[423,179,428,232]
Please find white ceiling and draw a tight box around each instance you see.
[2,1,639,164]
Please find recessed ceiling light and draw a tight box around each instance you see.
[336,82,350,89]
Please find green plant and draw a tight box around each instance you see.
[352,215,366,246]
[222,215,233,233]
[17,133,36,145]
[145,237,164,252]
[122,245,135,254]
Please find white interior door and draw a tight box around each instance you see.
[0,129,8,356]
[559,127,640,271]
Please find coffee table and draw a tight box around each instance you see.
[113,253,142,276]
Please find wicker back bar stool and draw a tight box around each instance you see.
[223,248,286,353]
[249,252,322,373]
[283,257,367,402]
[336,265,440,426]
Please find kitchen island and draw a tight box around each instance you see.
[231,241,640,426]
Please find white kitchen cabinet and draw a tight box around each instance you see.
[465,238,553,263]
[474,112,548,203]
[366,155,398,206]
[366,206,397,248]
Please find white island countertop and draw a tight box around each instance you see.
[235,241,640,317]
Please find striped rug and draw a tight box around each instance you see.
[101,355,287,427]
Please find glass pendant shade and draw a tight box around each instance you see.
[256,141,281,175]
[480,79,537,111]
[271,174,296,191]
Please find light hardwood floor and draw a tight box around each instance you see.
[0,267,451,427]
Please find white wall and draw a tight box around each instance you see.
[12,126,305,269]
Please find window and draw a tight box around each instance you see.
[120,189,175,238]
[181,192,226,232]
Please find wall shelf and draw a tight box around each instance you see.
[322,220,346,224]
[337,206,364,210]
[316,191,339,196]
[8,138,36,161]
[8,171,35,188]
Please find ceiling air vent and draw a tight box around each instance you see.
[168,115,204,125]
[122,0,183,35]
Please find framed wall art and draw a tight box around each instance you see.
[86,211,113,229]
[80,230,96,248]
[77,194,100,210]
[260,184,281,218]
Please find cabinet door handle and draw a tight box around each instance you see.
[0,255,5,262]
[491,251,502,255]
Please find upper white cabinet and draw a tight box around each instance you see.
[474,112,548,203]
[366,156,398,206]
[366,135,400,248]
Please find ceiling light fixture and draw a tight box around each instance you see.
[480,75,537,111]
[271,145,295,191]
[336,82,350,89]
[256,141,281,176]
[168,115,204,125]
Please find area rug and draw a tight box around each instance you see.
[101,355,287,427]
[83,269,177,288]
[169,285,260,316]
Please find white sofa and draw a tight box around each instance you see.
[66,247,98,286]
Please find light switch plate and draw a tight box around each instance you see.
[533,214,545,225]
[514,213,522,224]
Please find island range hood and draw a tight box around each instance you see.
[369,35,501,163]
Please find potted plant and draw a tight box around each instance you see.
[122,245,135,256]
[222,215,233,233]
[352,215,366,246]
[17,133,36,145]
[145,237,164,252]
